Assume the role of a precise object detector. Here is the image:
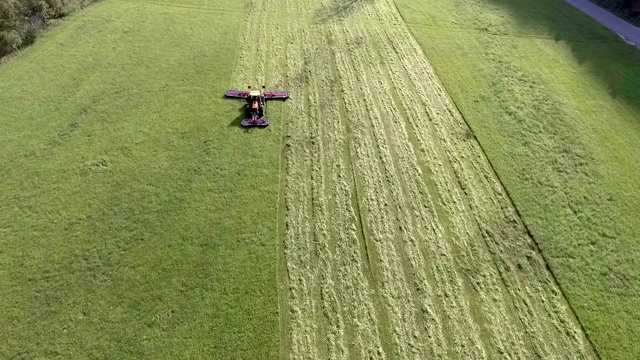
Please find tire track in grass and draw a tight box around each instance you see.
[285,2,350,358]
[307,23,396,359]
[287,1,379,358]
[329,41,395,359]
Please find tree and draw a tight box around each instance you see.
[0,0,22,55]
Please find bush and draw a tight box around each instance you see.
[0,0,21,30]
[0,0,99,59]
[22,27,37,46]
[0,30,22,56]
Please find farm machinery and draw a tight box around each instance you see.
[225,85,289,127]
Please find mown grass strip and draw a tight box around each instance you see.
[278,0,594,358]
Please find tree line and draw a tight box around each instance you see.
[0,0,97,58]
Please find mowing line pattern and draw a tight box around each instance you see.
[232,0,596,358]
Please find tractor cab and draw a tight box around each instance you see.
[249,90,261,110]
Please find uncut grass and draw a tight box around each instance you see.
[394,0,640,358]
[0,1,281,358]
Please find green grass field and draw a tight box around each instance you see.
[0,1,283,358]
[1,0,638,358]
[394,0,640,358]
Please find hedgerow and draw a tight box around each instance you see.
[0,0,98,57]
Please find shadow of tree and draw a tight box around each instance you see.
[483,0,640,111]
[316,0,374,22]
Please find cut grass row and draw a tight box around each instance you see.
[0,1,282,358]
[264,0,595,357]
[394,0,640,358]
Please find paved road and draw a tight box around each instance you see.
[567,0,640,46]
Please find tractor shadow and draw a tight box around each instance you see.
[228,104,248,129]
[226,104,265,133]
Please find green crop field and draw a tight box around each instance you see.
[0,0,636,358]
[394,0,640,358]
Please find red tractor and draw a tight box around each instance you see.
[225,85,289,127]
